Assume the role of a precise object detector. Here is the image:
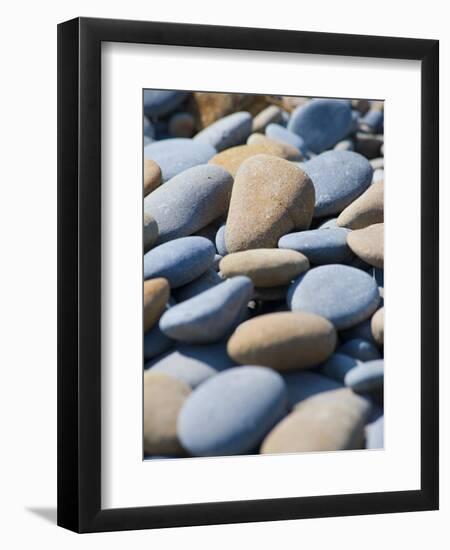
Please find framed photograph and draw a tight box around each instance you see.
[57,17,439,533]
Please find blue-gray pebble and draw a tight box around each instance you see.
[146,350,217,389]
[193,112,252,151]
[282,371,343,407]
[319,353,361,382]
[177,366,288,456]
[265,123,307,153]
[288,264,380,329]
[338,338,381,362]
[144,116,155,138]
[144,236,215,288]
[215,224,228,256]
[344,360,384,392]
[173,269,222,302]
[143,90,188,117]
[144,324,173,360]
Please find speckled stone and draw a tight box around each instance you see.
[344,360,384,392]
[282,371,343,407]
[159,276,253,343]
[303,150,373,217]
[225,155,315,252]
[144,138,217,182]
[261,388,371,453]
[347,223,384,268]
[338,338,381,361]
[144,323,173,360]
[173,269,222,302]
[265,123,307,153]
[143,372,191,456]
[168,112,195,138]
[227,311,336,371]
[287,99,353,153]
[194,111,252,151]
[177,366,288,456]
[143,213,159,250]
[246,133,302,161]
[215,224,228,256]
[220,249,309,287]
[366,415,384,449]
[371,307,384,346]
[144,237,215,288]
[252,105,283,133]
[288,265,380,329]
[143,159,161,197]
[143,90,188,117]
[337,180,383,229]
[144,278,170,332]
[144,164,233,244]
[319,353,362,382]
[147,351,217,389]
[278,227,353,265]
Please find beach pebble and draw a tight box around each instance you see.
[338,338,381,361]
[317,218,338,230]
[143,213,159,250]
[360,109,384,133]
[303,150,373,217]
[144,324,173,360]
[215,224,228,256]
[225,155,315,252]
[144,138,216,182]
[220,249,309,287]
[168,112,195,138]
[278,227,353,265]
[334,139,355,151]
[265,123,307,153]
[371,307,384,345]
[213,254,223,270]
[143,372,191,456]
[252,105,283,133]
[246,133,302,161]
[143,90,188,117]
[144,164,233,244]
[147,351,218,389]
[177,366,288,456]
[143,159,161,197]
[347,223,384,268]
[344,360,384,392]
[227,311,336,371]
[366,415,384,449]
[288,265,380,329]
[261,388,371,453]
[159,276,253,343]
[144,278,170,332]
[287,99,353,153]
[337,180,383,229]
[319,353,362,382]
[173,269,222,302]
[194,111,252,151]
[282,371,343,408]
[373,168,384,183]
[144,236,215,288]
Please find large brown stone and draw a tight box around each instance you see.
[144,278,170,332]
[225,154,315,252]
[143,372,191,456]
[261,388,371,454]
[227,311,336,371]
[143,159,161,196]
[347,223,384,268]
[337,180,384,229]
[371,307,384,346]
[247,133,302,161]
[252,105,283,133]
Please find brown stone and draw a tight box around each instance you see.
[265,95,310,112]
[261,388,371,454]
[227,311,336,371]
[143,372,191,456]
[144,278,170,332]
[351,99,370,115]
[247,133,302,161]
[347,223,384,268]
[144,159,161,196]
[252,105,283,133]
[337,180,384,230]
[371,307,384,346]
[225,154,315,252]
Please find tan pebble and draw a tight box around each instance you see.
[347,223,384,268]
[371,307,384,346]
[144,212,159,250]
[144,278,170,332]
[220,248,309,287]
[227,311,336,371]
[143,372,191,456]
[337,180,384,230]
[144,159,162,196]
[265,95,309,112]
[252,105,283,133]
[246,133,302,161]
[261,388,371,454]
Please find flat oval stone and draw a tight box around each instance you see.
[303,150,373,217]
[347,223,384,268]
[288,265,380,329]
[168,112,195,138]
[147,351,217,389]
[144,323,173,360]
[227,311,336,371]
[159,276,253,343]
[344,360,384,392]
[143,372,191,455]
[366,415,384,449]
[338,338,381,361]
[143,159,161,196]
[144,138,217,182]
[287,99,353,153]
[209,142,290,176]
[220,249,309,287]
[143,213,159,250]
[215,224,228,256]
[337,180,383,229]
[177,366,288,456]
[252,105,283,133]
[194,111,252,151]
[371,307,384,345]
[282,371,343,407]
[246,134,302,161]
[278,227,353,265]
[225,154,315,252]
[144,236,215,288]
[173,269,222,302]
[319,353,361,382]
[144,164,233,244]
[265,123,307,153]
[144,278,170,332]
[143,90,188,117]
[261,388,371,453]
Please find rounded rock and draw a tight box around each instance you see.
[147,351,217,389]
[338,338,381,361]
[246,133,302,161]
[143,159,162,196]
[144,324,173,360]
[215,224,228,256]
[173,269,222,302]
[252,105,283,133]
[319,353,362,382]
[344,359,384,392]
[371,307,384,346]
[347,223,384,268]
[144,278,170,332]
[193,111,252,152]
[366,415,384,449]
[143,90,188,118]
[282,370,343,408]
[265,123,307,153]
[337,180,383,229]
[143,213,159,250]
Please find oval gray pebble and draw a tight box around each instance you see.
[365,415,384,449]
[319,353,361,382]
[194,112,252,152]
[344,360,384,392]
[265,123,306,153]
[147,351,217,389]
[215,224,228,256]
[338,338,381,361]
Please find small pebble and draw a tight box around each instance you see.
[144,278,170,332]
[319,353,362,382]
[246,133,302,161]
[338,338,381,361]
[143,159,162,197]
[265,123,307,153]
[252,105,283,133]
[282,371,343,408]
[371,307,384,345]
[194,111,252,151]
[344,360,384,392]
[215,224,228,256]
[337,180,383,230]
[347,223,384,268]
[143,213,159,250]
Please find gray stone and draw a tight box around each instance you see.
[319,353,361,382]
[265,123,307,153]
[365,415,384,449]
[147,351,217,389]
[173,269,222,302]
[338,338,381,361]
[344,360,384,392]
[144,324,174,360]
[215,224,228,256]
[194,112,252,151]
[282,370,343,407]
[143,90,188,117]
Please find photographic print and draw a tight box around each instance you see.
[142,91,384,459]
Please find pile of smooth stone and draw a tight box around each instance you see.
[142,90,385,459]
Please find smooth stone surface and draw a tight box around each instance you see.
[287,99,353,153]
[347,223,384,268]
[147,351,217,389]
[344,360,384,392]
[143,159,162,197]
[227,311,336,371]
[319,353,362,382]
[178,366,288,456]
[220,249,309,287]
[144,237,215,288]
[338,338,381,361]
[365,415,384,449]
[213,254,223,270]
[265,123,307,153]
[303,150,373,217]
[282,371,343,408]
[371,307,384,346]
[159,276,253,343]
[143,213,159,250]
[168,112,195,138]
[261,388,371,453]
[144,323,173,360]
[215,224,228,256]
[144,278,170,332]
[143,90,188,117]
[278,227,353,265]
[252,105,283,133]
[173,269,222,302]
[144,164,233,244]
[144,138,217,182]
[143,372,191,455]
[225,155,315,252]
[194,111,252,151]
[334,138,354,151]
[337,180,384,229]
[317,218,338,229]
[288,265,380,329]
[246,133,302,161]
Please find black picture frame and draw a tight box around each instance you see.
[57,16,439,533]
